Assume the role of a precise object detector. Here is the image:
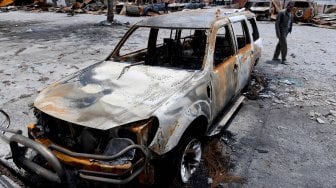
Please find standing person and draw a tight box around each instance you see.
[164,0,169,13]
[273,1,294,65]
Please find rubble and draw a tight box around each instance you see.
[316,117,326,124]
[256,148,269,153]
[330,110,336,117]
[0,158,24,187]
[301,13,336,29]
[203,137,245,188]
[0,0,335,28]
[0,0,207,16]
[279,79,293,85]
[244,70,268,100]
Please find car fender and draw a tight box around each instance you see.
[165,101,210,152]
[149,74,211,155]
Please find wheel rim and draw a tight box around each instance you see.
[296,10,303,17]
[180,139,202,183]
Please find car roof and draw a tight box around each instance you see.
[135,8,253,29]
[247,0,270,3]
[292,0,312,2]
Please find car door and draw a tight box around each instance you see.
[211,24,239,115]
[230,17,254,92]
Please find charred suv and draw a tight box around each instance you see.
[0,8,261,186]
[249,0,273,20]
[291,0,316,22]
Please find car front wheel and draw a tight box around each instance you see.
[179,138,202,183]
[153,136,202,186]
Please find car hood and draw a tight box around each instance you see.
[34,61,196,130]
[250,7,270,12]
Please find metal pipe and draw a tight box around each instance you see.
[9,134,66,183]
[51,143,150,184]
[79,164,146,184]
[78,158,145,177]
[49,143,150,161]
[0,134,9,143]
[0,127,22,134]
[16,156,62,183]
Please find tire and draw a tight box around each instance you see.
[176,137,202,184]
[153,136,202,187]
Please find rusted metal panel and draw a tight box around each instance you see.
[55,151,132,172]
[213,56,238,110]
[34,138,134,173]
[291,0,315,22]
[0,0,14,7]
[236,44,253,91]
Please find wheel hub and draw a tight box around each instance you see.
[180,139,202,183]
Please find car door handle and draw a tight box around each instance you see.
[234,63,238,70]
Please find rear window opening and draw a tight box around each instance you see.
[293,1,310,8]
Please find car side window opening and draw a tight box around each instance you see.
[153,28,206,69]
[231,21,251,50]
[214,25,235,66]
[114,26,206,70]
[247,18,260,41]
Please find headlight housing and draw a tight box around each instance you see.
[116,117,159,146]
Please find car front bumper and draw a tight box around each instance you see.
[5,124,152,185]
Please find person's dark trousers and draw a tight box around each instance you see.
[273,31,288,61]
[165,3,169,13]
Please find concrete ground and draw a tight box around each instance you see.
[0,10,335,187]
[229,20,336,187]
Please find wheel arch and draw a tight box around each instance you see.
[165,115,208,153]
[183,115,208,139]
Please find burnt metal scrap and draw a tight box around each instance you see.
[0,8,262,186]
[0,0,14,7]
[0,0,206,16]
[290,0,315,22]
[311,13,336,29]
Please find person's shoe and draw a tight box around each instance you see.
[272,58,280,61]
[281,60,289,65]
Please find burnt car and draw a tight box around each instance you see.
[248,0,273,20]
[291,0,315,22]
[0,8,262,186]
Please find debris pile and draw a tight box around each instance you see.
[203,135,245,187]
[0,0,207,16]
[244,70,268,100]
[0,160,25,187]
[0,0,108,14]
[311,13,336,29]
[308,109,336,125]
